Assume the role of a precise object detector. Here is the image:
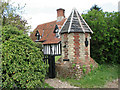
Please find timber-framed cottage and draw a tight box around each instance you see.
[30,8,97,78]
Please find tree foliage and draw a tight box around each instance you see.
[35,42,43,52]
[2,25,47,88]
[82,9,119,64]
[90,4,102,11]
[1,1,30,33]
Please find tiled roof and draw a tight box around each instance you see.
[60,8,93,34]
[30,18,66,44]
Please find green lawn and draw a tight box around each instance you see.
[59,64,118,88]
[55,56,61,62]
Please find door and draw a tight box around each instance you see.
[48,55,55,78]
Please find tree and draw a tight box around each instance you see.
[2,25,48,88]
[82,9,119,64]
[90,4,102,11]
[1,1,30,33]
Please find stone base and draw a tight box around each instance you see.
[55,57,98,79]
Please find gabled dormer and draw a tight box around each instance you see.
[35,30,41,41]
[53,25,60,38]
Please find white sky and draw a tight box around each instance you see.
[9,0,119,34]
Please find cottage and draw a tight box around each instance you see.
[30,8,66,78]
[30,8,97,78]
[30,8,66,56]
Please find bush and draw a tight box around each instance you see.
[35,42,43,52]
[82,10,120,64]
[2,25,47,88]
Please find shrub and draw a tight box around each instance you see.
[35,42,43,52]
[82,10,119,64]
[2,25,47,88]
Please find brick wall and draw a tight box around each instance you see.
[61,33,91,62]
[56,32,98,79]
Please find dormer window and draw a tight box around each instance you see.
[35,30,41,41]
[54,25,60,38]
[42,29,44,37]
[56,30,60,38]
[37,33,40,40]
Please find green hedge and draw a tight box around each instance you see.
[2,25,47,88]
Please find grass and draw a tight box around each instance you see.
[44,83,54,88]
[55,56,61,62]
[59,64,118,88]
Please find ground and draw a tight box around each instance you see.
[45,78,78,88]
[104,79,118,88]
[45,78,119,88]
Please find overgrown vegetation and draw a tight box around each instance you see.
[35,42,43,52]
[60,64,118,88]
[1,1,49,88]
[82,8,119,64]
[2,25,48,88]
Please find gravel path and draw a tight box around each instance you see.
[45,78,79,88]
[45,78,119,88]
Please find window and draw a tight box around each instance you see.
[54,25,60,38]
[42,29,44,37]
[35,30,41,41]
[56,31,60,38]
[40,36,42,39]
[37,33,40,40]
[85,38,88,47]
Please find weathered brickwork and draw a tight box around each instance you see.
[56,8,98,79]
[61,33,69,60]
[64,34,68,59]
[67,33,74,61]
[56,32,98,79]
[73,33,80,60]
[61,34,64,60]
[79,33,85,62]
[61,33,91,62]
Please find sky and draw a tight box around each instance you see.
[9,0,119,35]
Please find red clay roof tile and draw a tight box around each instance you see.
[30,18,66,44]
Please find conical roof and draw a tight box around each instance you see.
[60,8,93,34]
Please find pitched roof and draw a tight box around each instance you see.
[60,8,93,34]
[30,18,66,44]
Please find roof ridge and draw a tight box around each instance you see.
[37,18,67,26]
[68,9,74,33]
[38,20,57,26]
[75,9,85,33]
